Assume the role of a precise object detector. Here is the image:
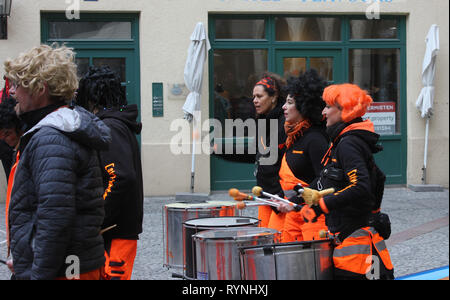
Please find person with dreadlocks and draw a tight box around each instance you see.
[76,65,143,280]
[0,95,22,178]
[276,69,329,242]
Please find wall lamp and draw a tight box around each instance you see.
[0,0,12,40]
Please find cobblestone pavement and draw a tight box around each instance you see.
[0,187,448,280]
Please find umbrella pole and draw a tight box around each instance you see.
[422,116,430,185]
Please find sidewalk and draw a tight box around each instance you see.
[0,187,448,280]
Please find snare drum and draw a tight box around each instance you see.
[239,239,334,280]
[183,216,259,279]
[193,227,280,280]
[163,202,236,269]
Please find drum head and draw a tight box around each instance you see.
[193,227,279,242]
[184,216,259,229]
[165,202,219,209]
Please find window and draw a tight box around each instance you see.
[48,21,132,40]
[350,49,401,135]
[215,19,266,40]
[213,49,268,128]
[275,17,341,41]
[350,19,398,39]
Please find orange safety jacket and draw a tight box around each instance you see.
[333,227,394,279]
[279,154,328,242]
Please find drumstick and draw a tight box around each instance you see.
[252,186,301,209]
[229,188,253,201]
[233,195,280,208]
[100,224,117,235]
[295,187,335,207]
[236,201,275,210]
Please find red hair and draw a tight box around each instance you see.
[322,83,373,122]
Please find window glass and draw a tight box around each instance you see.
[93,58,126,82]
[75,58,89,78]
[215,19,265,39]
[350,49,400,135]
[48,21,132,39]
[213,49,268,132]
[310,57,334,81]
[275,17,341,41]
[283,58,306,78]
[350,19,398,39]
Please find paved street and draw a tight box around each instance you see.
[0,187,448,280]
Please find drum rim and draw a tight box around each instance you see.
[238,239,334,253]
[164,202,228,210]
[192,227,279,241]
[183,216,260,228]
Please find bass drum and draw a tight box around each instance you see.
[163,201,236,269]
[239,239,334,280]
[183,216,259,280]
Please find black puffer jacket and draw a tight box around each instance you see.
[9,106,111,280]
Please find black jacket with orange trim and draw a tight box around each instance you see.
[314,119,380,234]
[96,104,144,242]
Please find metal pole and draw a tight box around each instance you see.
[422,116,430,185]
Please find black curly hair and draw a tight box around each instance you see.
[76,65,127,111]
[0,96,21,130]
[284,69,328,126]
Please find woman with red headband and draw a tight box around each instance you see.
[251,72,287,231]
[305,83,394,279]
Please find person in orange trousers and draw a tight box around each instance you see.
[76,66,144,280]
[276,70,329,243]
[251,73,288,231]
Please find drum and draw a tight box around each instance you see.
[239,239,334,280]
[163,201,236,269]
[183,216,259,279]
[193,227,280,280]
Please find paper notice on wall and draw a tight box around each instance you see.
[363,102,396,135]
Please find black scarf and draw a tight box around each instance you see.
[326,117,363,143]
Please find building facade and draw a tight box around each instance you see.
[0,0,448,199]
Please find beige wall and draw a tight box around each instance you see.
[0,0,448,201]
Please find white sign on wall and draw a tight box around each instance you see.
[363,102,396,135]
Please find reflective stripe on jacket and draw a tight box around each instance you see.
[333,227,393,276]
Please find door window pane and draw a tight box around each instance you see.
[213,49,267,130]
[48,21,132,39]
[283,58,306,78]
[75,58,89,78]
[350,19,398,39]
[310,57,333,81]
[275,17,341,41]
[350,49,400,135]
[215,19,265,39]
[93,58,126,82]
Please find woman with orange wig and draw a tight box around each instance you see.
[303,83,394,280]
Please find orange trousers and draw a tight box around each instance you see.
[259,206,286,236]
[281,210,328,242]
[102,239,137,280]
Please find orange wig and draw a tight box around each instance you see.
[322,83,373,123]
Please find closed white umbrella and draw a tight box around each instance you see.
[415,24,439,184]
[182,22,211,193]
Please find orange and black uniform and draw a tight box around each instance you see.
[96,104,144,280]
[315,118,394,279]
[279,126,329,242]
